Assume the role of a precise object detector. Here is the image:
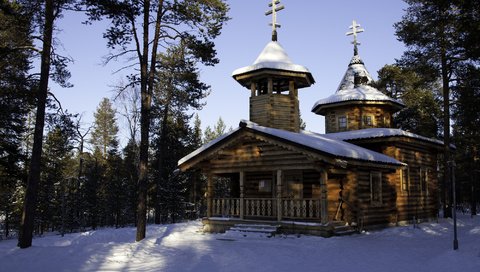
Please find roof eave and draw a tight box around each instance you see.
[312,100,405,115]
[233,68,315,89]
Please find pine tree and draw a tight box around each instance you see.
[452,65,480,215]
[17,0,77,248]
[188,114,203,213]
[374,64,442,138]
[395,0,467,218]
[90,98,119,159]
[151,43,211,224]
[122,140,139,226]
[204,117,227,143]
[37,112,76,234]
[0,0,34,239]
[84,0,229,241]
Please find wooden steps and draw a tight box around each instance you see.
[331,221,358,236]
[218,224,279,240]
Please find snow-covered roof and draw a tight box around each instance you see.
[178,127,241,166]
[337,56,374,91]
[232,41,311,76]
[324,128,445,147]
[178,120,405,168]
[312,56,404,113]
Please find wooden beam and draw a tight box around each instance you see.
[320,170,328,224]
[289,80,295,96]
[268,78,273,94]
[207,173,213,218]
[327,168,349,175]
[276,169,283,221]
[240,171,245,220]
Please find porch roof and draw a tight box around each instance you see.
[178,120,404,170]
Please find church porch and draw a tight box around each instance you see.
[202,168,336,236]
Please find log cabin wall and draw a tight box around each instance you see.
[250,93,300,132]
[348,139,440,225]
[203,134,320,174]
[324,105,393,133]
[383,142,439,223]
[343,168,398,226]
[325,171,357,224]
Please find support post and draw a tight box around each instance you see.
[289,80,295,96]
[240,171,245,219]
[250,82,256,97]
[207,173,213,218]
[268,78,273,94]
[277,170,283,221]
[320,170,328,224]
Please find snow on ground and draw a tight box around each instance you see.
[1,215,479,272]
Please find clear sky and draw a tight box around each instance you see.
[52,0,408,145]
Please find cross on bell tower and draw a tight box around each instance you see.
[265,0,285,41]
[346,20,364,56]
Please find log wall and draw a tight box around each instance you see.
[324,105,393,133]
[250,93,300,132]
[205,135,318,174]
[339,140,440,226]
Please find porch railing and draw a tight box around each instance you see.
[245,198,276,217]
[212,198,240,217]
[212,198,321,220]
[282,198,321,219]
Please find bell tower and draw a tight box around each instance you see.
[232,0,315,132]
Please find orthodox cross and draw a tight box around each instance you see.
[346,20,364,56]
[265,0,285,41]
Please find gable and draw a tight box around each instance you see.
[178,130,331,173]
[196,133,323,174]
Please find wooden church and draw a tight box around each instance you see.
[178,2,444,236]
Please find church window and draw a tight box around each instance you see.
[400,167,410,194]
[338,116,347,130]
[258,180,272,193]
[363,115,373,127]
[370,172,382,204]
[420,168,428,196]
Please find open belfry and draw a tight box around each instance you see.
[178,1,446,236]
[231,0,314,132]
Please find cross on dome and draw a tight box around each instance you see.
[346,20,365,56]
[265,0,285,41]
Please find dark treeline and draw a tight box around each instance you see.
[0,0,229,248]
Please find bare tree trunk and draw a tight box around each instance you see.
[135,0,151,242]
[441,47,452,218]
[18,0,54,249]
[136,0,164,242]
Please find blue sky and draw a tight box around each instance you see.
[52,0,408,145]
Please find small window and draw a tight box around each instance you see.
[420,168,428,196]
[400,167,410,194]
[363,115,373,127]
[258,180,272,193]
[370,172,382,204]
[338,116,347,130]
